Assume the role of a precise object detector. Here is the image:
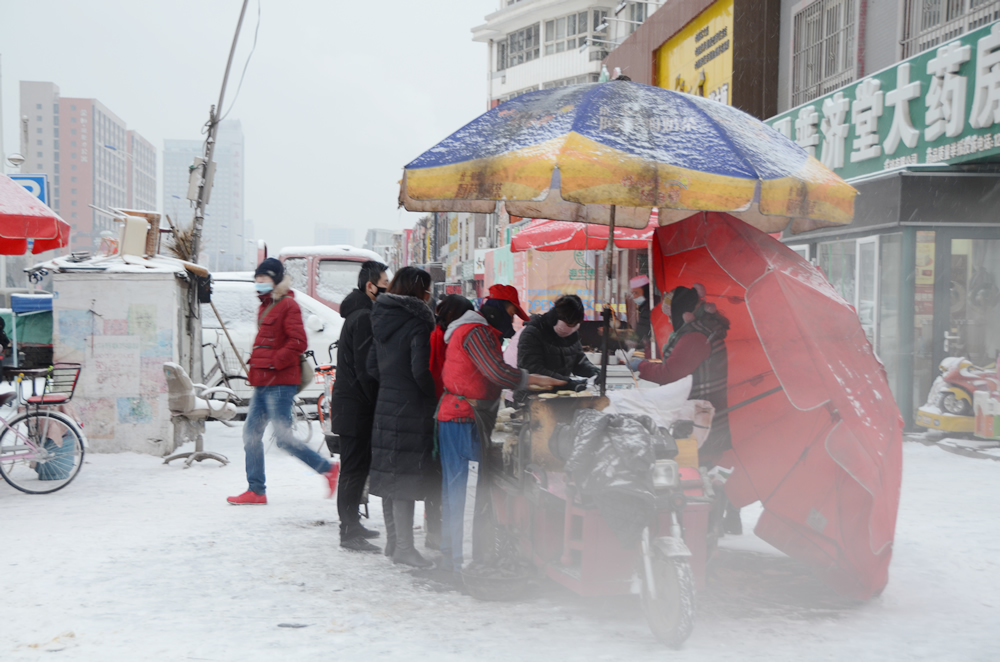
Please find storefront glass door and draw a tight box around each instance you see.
[945,238,1000,368]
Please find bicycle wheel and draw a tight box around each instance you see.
[0,410,85,494]
[265,402,313,452]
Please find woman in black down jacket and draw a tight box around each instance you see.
[518,294,600,384]
[367,266,437,568]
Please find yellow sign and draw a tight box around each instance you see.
[655,0,733,104]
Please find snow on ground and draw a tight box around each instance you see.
[1,425,998,661]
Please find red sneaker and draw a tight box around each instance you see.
[227,490,267,505]
[324,460,340,498]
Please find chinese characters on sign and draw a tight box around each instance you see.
[768,22,1000,180]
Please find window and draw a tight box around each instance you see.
[629,2,648,34]
[71,189,77,194]
[36,128,42,134]
[317,260,365,305]
[545,11,589,53]
[501,23,540,69]
[71,118,77,123]
[36,140,42,146]
[791,0,857,106]
[36,103,41,109]
[36,151,42,158]
[36,115,42,121]
[72,177,77,183]
[901,0,1000,57]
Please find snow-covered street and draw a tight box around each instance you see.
[2,425,997,661]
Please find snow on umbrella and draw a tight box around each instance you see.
[651,212,903,600]
[399,80,855,234]
[510,216,657,252]
[0,174,71,254]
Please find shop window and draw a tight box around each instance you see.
[878,234,903,403]
[857,236,878,345]
[791,0,857,106]
[947,238,1000,367]
[818,239,857,305]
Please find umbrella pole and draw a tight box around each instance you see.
[599,205,616,396]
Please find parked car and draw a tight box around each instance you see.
[201,273,343,406]
[278,245,388,313]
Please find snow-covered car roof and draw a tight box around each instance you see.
[278,245,384,261]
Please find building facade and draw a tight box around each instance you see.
[162,120,245,272]
[314,224,354,246]
[473,1,660,108]
[19,81,156,253]
[604,0,1000,427]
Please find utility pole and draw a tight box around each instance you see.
[186,0,251,383]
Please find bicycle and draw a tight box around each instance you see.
[203,336,314,445]
[0,364,86,494]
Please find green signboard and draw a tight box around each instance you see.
[766,21,1000,181]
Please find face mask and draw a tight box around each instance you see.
[553,320,581,338]
[633,296,646,307]
[376,286,387,295]
[254,282,274,295]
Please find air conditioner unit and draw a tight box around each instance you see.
[478,237,489,249]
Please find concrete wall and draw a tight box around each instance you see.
[52,272,188,455]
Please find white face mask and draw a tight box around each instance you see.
[553,320,581,338]
[633,295,646,307]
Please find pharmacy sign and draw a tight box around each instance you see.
[766,21,1000,181]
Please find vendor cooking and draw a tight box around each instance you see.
[517,294,600,388]
[628,284,731,464]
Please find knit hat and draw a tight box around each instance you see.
[254,257,284,283]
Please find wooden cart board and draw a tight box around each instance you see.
[527,394,610,470]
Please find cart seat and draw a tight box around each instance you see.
[0,392,17,408]
[26,393,71,405]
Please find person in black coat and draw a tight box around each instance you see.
[518,294,600,384]
[366,266,437,568]
[330,260,388,552]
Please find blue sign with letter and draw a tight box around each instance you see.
[9,174,48,205]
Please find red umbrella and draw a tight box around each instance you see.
[0,174,71,254]
[651,212,903,600]
[511,214,658,253]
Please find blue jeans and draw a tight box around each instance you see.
[243,384,330,495]
[438,420,486,570]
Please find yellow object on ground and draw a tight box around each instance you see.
[915,407,975,433]
[675,437,699,468]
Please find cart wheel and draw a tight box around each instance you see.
[641,549,696,648]
[938,391,972,416]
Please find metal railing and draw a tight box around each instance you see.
[901,0,1000,58]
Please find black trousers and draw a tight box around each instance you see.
[337,433,372,539]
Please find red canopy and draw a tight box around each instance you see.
[0,175,71,254]
[651,212,903,600]
[511,214,658,253]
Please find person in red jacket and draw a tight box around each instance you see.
[429,294,475,399]
[227,258,339,505]
[436,284,564,571]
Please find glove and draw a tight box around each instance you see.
[627,357,643,372]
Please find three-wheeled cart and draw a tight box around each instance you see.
[485,392,716,647]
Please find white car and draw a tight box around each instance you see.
[201,273,343,408]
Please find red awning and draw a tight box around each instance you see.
[0,175,71,254]
[511,212,658,253]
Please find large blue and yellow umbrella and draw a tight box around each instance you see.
[400,80,855,234]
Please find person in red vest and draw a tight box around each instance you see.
[436,284,564,572]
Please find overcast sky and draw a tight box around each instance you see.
[1,0,496,252]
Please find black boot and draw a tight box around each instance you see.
[391,499,433,569]
[341,536,381,553]
[383,498,396,558]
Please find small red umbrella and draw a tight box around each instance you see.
[0,174,71,254]
[651,212,903,600]
[511,214,658,253]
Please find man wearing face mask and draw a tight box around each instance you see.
[436,284,565,572]
[228,258,339,505]
[517,294,599,387]
[330,259,389,552]
[629,275,652,348]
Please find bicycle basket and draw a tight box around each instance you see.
[26,363,82,406]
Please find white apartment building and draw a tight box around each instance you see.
[163,120,245,272]
[473,1,660,107]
